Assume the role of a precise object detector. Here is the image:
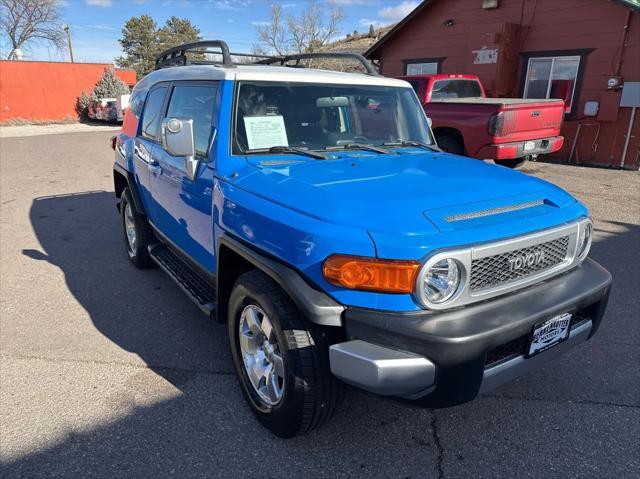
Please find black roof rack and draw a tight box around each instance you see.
[155,40,235,70]
[255,52,380,76]
[155,41,380,76]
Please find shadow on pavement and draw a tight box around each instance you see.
[4,190,638,478]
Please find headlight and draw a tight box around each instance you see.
[420,258,461,304]
[578,220,593,260]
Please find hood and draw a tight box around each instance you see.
[235,150,577,237]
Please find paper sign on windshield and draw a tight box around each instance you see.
[243,115,289,150]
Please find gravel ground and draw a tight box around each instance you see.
[1,130,638,478]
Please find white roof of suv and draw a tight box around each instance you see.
[135,64,410,92]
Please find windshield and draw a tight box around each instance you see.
[233,81,433,154]
[431,79,483,100]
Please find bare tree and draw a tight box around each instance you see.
[289,1,344,53]
[256,2,289,56]
[256,0,345,55]
[1,0,65,59]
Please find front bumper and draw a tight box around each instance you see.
[476,136,564,160]
[329,258,611,407]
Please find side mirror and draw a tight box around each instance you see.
[162,118,198,179]
[427,116,433,128]
[162,118,195,157]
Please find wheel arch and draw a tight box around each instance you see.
[433,127,466,152]
[113,163,146,215]
[215,234,344,327]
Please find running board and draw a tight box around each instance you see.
[148,244,216,316]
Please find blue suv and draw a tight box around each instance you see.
[112,41,611,438]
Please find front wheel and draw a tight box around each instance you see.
[228,270,341,438]
[497,157,527,169]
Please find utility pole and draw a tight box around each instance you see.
[63,25,74,63]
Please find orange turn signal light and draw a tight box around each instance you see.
[323,255,420,294]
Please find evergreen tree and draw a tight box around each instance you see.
[115,15,158,79]
[89,68,130,101]
[75,90,91,118]
[115,15,201,79]
[158,16,201,52]
[368,24,375,38]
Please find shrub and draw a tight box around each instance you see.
[76,67,130,119]
[76,90,91,119]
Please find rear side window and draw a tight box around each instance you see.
[129,91,146,119]
[431,80,482,100]
[165,84,217,157]
[141,87,167,140]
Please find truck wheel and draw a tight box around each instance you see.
[436,134,464,155]
[228,270,341,438]
[498,158,527,169]
[120,188,153,268]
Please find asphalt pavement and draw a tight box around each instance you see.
[1,130,638,478]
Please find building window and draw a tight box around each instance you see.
[523,55,580,113]
[405,61,439,75]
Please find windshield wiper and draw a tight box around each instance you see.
[382,140,441,152]
[325,143,391,154]
[245,146,326,160]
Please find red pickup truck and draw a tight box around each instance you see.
[400,74,566,168]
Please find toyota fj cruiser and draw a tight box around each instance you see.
[112,41,611,438]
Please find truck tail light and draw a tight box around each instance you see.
[488,111,504,136]
[323,255,420,294]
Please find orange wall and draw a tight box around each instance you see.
[0,61,136,122]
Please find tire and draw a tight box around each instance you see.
[497,158,527,169]
[120,187,153,268]
[228,269,341,438]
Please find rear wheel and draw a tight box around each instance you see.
[436,134,464,155]
[120,188,153,268]
[497,158,527,169]
[228,269,341,438]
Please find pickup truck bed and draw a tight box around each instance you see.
[429,97,563,106]
[400,74,566,167]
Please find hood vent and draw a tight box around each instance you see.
[445,199,544,222]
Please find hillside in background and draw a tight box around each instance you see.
[321,24,394,54]
[311,24,393,72]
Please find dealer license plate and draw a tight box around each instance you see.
[528,313,572,357]
[523,140,536,152]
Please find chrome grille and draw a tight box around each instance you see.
[470,236,570,291]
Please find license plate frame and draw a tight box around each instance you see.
[523,140,536,152]
[527,312,572,358]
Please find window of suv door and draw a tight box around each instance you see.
[140,86,167,141]
[165,84,217,158]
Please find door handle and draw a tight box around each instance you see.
[134,141,151,163]
[149,164,162,175]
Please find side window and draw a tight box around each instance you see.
[129,91,145,119]
[141,86,167,140]
[165,84,217,158]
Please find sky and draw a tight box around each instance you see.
[2,0,420,64]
